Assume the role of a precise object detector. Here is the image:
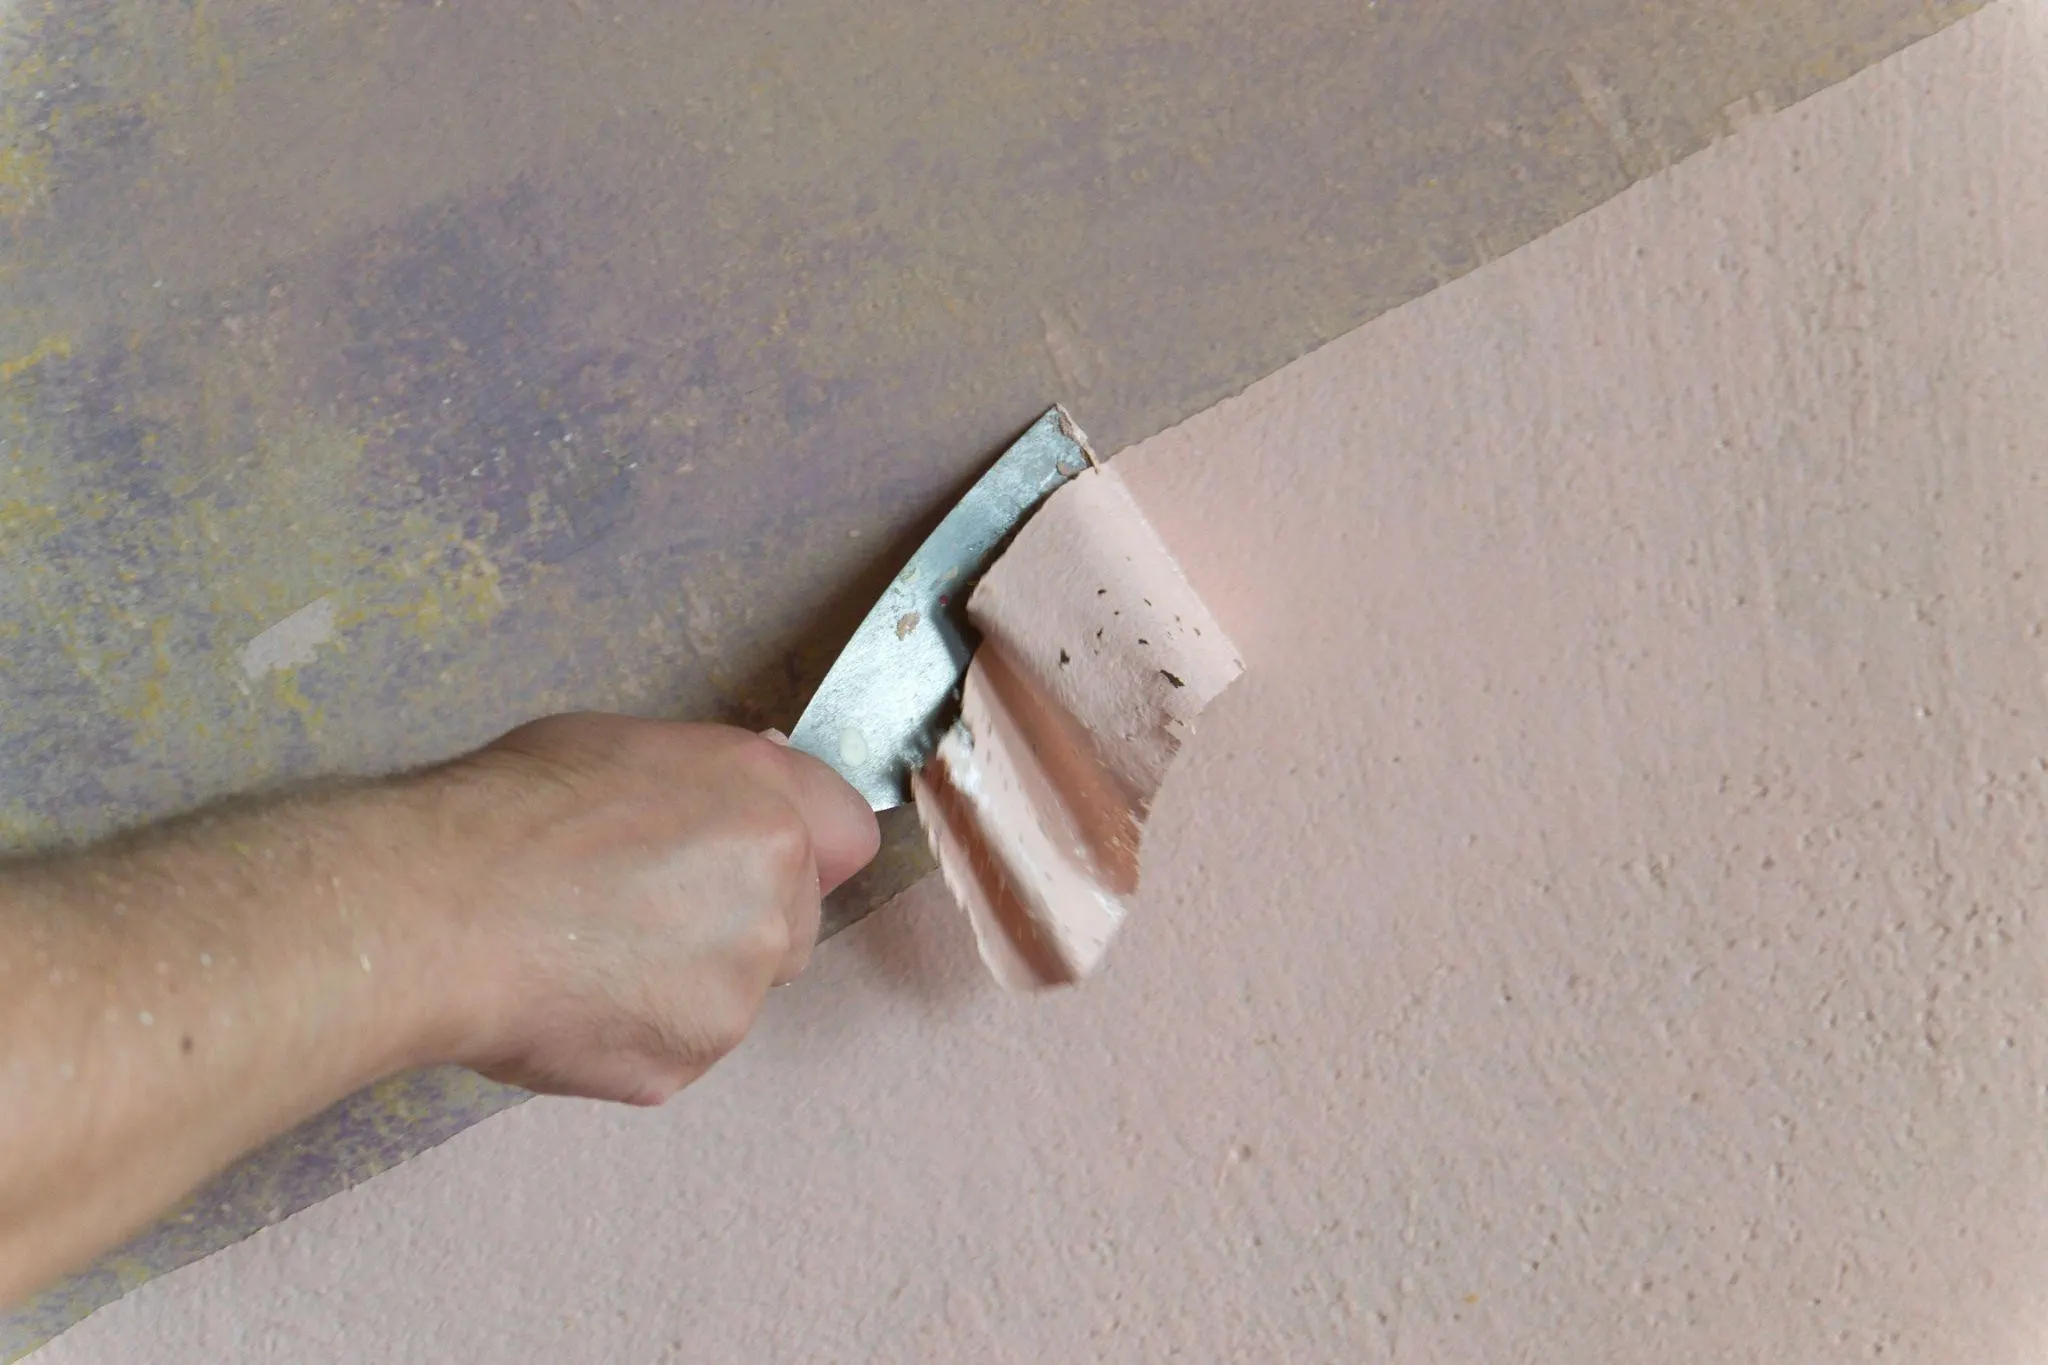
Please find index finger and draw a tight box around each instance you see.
[757,739,882,896]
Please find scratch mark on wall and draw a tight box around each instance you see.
[1041,308,1096,393]
[1567,61,1634,170]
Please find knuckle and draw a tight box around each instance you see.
[751,801,815,890]
[708,1022,749,1062]
[644,993,752,1075]
[698,989,759,1060]
[747,910,793,967]
[714,730,785,788]
[626,1077,680,1108]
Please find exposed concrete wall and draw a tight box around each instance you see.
[33,4,2048,1359]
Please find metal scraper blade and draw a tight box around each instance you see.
[788,406,1093,809]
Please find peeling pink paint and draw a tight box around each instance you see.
[32,6,2048,1361]
[913,466,1241,990]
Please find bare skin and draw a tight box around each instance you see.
[0,713,880,1306]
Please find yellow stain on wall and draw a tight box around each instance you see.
[0,44,55,217]
[0,495,61,550]
[0,142,52,217]
[0,335,71,384]
[371,521,508,640]
[0,802,41,850]
[367,1073,430,1124]
[267,671,320,727]
[190,0,232,89]
[0,382,517,799]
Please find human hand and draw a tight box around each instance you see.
[422,714,879,1105]
[0,711,878,1301]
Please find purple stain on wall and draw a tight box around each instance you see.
[326,184,647,564]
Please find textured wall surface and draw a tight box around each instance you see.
[32,5,2048,1359]
[3,0,1987,1338]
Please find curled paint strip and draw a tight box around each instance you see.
[911,465,1241,990]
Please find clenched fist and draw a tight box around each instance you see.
[431,715,881,1104]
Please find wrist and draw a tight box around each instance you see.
[350,759,536,1076]
[168,776,498,1085]
[315,776,496,1076]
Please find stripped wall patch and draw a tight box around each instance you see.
[912,464,1241,990]
[236,595,338,683]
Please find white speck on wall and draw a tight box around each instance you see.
[237,596,338,682]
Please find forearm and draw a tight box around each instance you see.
[0,778,473,1303]
[0,714,879,1307]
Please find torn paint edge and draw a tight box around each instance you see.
[911,463,1241,990]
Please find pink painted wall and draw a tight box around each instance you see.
[36,4,2048,1359]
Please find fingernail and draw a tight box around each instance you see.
[760,728,790,746]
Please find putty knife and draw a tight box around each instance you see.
[788,406,1093,809]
